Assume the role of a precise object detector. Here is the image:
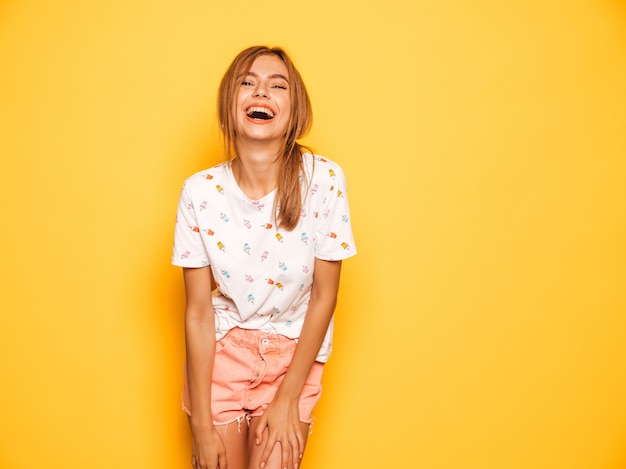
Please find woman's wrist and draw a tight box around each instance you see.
[276,376,305,401]
[190,417,215,433]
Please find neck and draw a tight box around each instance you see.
[236,135,283,161]
[231,150,281,200]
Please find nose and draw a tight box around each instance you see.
[252,81,269,98]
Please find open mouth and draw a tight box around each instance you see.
[246,106,275,120]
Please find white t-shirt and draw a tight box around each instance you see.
[172,153,356,362]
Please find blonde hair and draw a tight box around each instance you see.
[217,46,313,231]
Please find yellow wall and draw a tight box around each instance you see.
[1,1,625,468]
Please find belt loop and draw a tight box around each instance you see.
[234,326,245,348]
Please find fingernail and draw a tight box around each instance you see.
[260,463,265,469]
[256,438,259,445]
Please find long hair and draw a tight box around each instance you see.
[217,46,313,231]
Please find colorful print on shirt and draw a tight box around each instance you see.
[171,153,356,362]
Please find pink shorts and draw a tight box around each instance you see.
[182,327,324,425]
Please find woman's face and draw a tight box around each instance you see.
[234,54,292,148]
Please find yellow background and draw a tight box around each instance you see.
[1,1,625,468]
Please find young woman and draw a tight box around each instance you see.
[172,46,356,469]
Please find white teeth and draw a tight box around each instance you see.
[246,106,274,118]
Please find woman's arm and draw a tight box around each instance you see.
[255,258,342,469]
[183,266,227,469]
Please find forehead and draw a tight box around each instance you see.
[247,54,289,79]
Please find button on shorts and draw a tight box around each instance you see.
[182,327,324,425]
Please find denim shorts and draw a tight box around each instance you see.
[182,327,324,425]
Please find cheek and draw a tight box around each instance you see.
[234,89,247,110]
[232,96,245,122]
[280,98,292,121]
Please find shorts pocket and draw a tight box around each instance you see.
[214,331,235,355]
[302,362,324,395]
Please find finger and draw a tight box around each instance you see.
[258,437,278,469]
[292,436,301,469]
[218,450,228,469]
[255,416,268,446]
[281,438,293,469]
[295,427,304,461]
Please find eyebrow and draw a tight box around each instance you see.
[245,71,290,82]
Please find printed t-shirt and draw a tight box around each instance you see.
[171,153,356,362]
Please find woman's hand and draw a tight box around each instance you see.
[254,259,342,469]
[183,266,223,468]
[255,393,303,469]
[191,425,228,469]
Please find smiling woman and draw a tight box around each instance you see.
[217,47,313,228]
[233,55,293,161]
[171,46,357,469]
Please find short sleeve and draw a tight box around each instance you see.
[314,163,357,261]
[171,181,210,268]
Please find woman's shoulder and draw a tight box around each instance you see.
[181,162,230,191]
[302,152,347,183]
[302,152,345,173]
